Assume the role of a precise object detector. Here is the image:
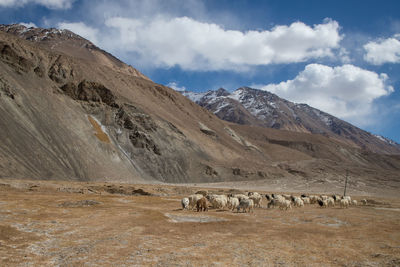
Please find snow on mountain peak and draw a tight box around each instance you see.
[373,134,398,146]
[182,86,400,153]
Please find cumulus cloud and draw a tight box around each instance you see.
[101,17,342,71]
[57,22,99,45]
[256,64,394,126]
[167,82,186,91]
[0,0,75,9]
[364,35,400,65]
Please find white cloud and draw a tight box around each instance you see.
[101,17,342,71]
[256,64,394,126]
[338,47,351,63]
[57,22,99,45]
[364,35,400,65]
[167,82,186,91]
[19,22,37,28]
[0,0,75,9]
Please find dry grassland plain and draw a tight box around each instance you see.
[0,179,399,266]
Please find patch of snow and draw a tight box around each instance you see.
[373,134,397,145]
[228,89,243,101]
[312,109,332,127]
[182,91,205,103]
[213,100,230,114]
[19,27,30,34]
[257,114,267,120]
[203,90,229,105]
[241,97,255,109]
[375,135,386,142]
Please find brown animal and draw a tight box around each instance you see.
[196,197,208,212]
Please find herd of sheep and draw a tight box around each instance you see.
[181,191,368,213]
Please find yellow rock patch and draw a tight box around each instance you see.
[88,116,110,143]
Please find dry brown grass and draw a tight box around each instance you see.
[0,180,399,266]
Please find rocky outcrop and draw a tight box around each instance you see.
[60,80,117,107]
[199,122,217,137]
[0,41,35,73]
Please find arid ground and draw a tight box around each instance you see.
[0,179,399,266]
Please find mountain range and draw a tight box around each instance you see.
[0,24,399,189]
[182,87,400,154]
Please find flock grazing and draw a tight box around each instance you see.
[181,191,368,213]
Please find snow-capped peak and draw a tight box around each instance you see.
[373,134,398,146]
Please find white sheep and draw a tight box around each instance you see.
[251,196,262,208]
[340,199,349,208]
[248,192,262,208]
[301,197,310,205]
[274,194,285,202]
[272,194,283,200]
[293,197,304,208]
[227,197,239,211]
[248,192,261,197]
[181,197,189,210]
[188,194,204,210]
[233,194,249,201]
[207,194,228,210]
[207,194,227,201]
[327,197,335,207]
[211,197,228,210]
[352,200,358,206]
[279,199,292,210]
[236,199,254,213]
[309,195,319,204]
[332,195,341,203]
[342,196,352,203]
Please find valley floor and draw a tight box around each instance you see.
[0,179,399,266]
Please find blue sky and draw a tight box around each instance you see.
[1,0,399,143]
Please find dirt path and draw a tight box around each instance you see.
[0,180,399,266]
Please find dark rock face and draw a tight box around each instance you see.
[60,80,117,107]
[0,42,35,73]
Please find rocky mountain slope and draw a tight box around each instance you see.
[0,24,149,80]
[0,24,399,186]
[183,87,400,154]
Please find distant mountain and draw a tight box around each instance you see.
[182,87,400,154]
